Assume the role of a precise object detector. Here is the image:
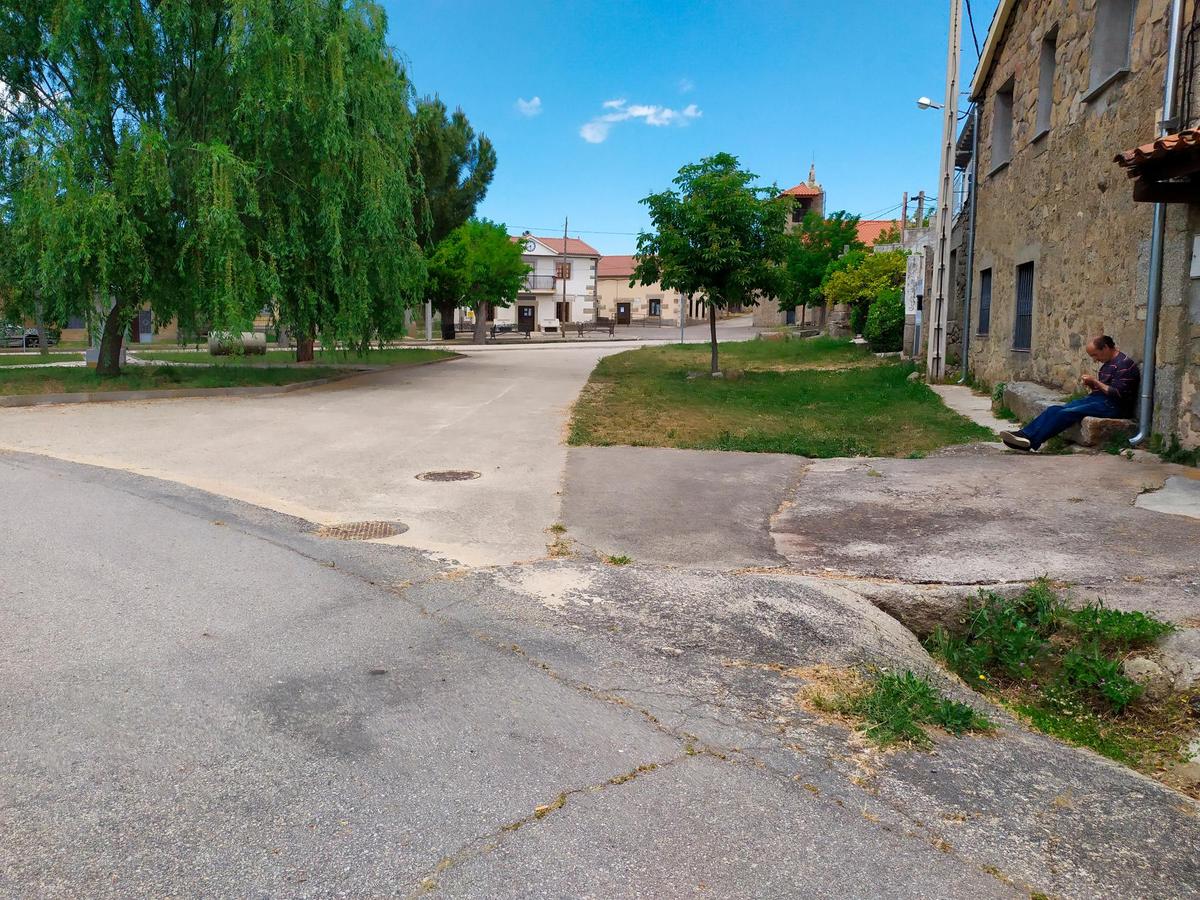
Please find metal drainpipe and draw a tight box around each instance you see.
[957,104,980,384]
[1131,0,1186,445]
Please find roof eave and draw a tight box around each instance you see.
[968,0,1018,101]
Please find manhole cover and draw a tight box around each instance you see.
[315,521,408,541]
[416,470,481,482]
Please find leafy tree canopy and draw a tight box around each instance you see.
[633,152,789,373]
[0,0,427,370]
[822,248,907,335]
[427,218,528,343]
[413,96,497,249]
[778,210,863,311]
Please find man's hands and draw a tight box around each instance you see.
[1081,374,1105,392]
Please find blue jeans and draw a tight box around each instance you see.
[1020,395,1124,449]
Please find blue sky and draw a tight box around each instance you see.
[383,0,999,255]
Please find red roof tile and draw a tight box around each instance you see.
[780,182,822,198]
[856,219,899,246]
[1115,129,1200,178]
[532,236,601,257]
[596,255,638,278]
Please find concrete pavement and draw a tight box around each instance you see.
[0,316,762,568]
[3,452,1198,897]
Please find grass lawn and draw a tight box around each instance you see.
[0,352,82,366]
[131,347,455,366]
[568,336,993,458]
[0,364,344,396]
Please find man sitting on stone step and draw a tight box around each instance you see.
[999,335,1139,452]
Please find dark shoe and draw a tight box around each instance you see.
[1000,431,1032,452]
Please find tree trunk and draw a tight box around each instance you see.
[439,300,457,340]
[95,300,127,376]
[296,335,315,362]
[472,302,489,344]
[35,296,49,358]
[708,300,720,375]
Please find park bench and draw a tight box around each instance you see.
[1001,381,1135,447]
[489,322,531,340]
[575,317,616,337]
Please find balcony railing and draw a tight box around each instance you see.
[523,274,557,292]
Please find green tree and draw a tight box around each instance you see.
[233,0,426,360]
[1,0,426,370]
[413,96,497,339]
[865,285,904,352]
[779,210,863,312]
[633,153,789,374]
[426,219,528,345]
[822,249,907,335]
[873,222,902,245]
[0,1,256,374]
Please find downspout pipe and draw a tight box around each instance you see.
[1131,0,1186,445]
[957,104,980,384]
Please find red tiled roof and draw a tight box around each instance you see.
[533,236,601,257]
[597,255,638,278]
[856,219,898,246]
[1115,129,1200,178]
[780,182,822,198]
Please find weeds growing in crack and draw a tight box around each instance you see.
[798,666,992,749]
[925,581,1194,790]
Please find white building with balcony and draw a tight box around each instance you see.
[487,232,600,332]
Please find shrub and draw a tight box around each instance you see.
[864,286,904,352]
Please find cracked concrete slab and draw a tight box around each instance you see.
[772,447,1200,622]
[562,446,804,568]
[432,753,1021,900]
[4,454,1198,898]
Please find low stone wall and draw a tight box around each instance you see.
[1002,381,1135,447]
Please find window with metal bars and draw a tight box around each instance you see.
[977,268,992,335]
[1013,262,1035,351]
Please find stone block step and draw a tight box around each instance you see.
[1001,381,1135,447]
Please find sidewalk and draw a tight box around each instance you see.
[927,383,1009,434]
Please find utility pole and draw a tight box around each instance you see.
[915,190,925,228]
[926,0,961,381]
[561,216,568,328]
[900,192,908,244]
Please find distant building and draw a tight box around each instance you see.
[594,256,688,324]
[469,233,599,333]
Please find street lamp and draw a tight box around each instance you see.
[915,96,944,110]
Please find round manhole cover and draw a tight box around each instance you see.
[415,470,481,482]
[315,521,408,541]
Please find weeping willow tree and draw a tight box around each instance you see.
[232,0,425,360]
[0,1,262,374]
[0,0,425,371]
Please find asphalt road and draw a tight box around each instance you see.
[3,452,1198,898]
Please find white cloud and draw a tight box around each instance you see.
[578,98,702,144]
[678,77,695,93]
[515,96,542,117]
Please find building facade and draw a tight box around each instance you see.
[966,0,1198,446]
[594,256,686,323]
[474,233,599,332]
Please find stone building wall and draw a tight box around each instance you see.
[969,0,1197,446]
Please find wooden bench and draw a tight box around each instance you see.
[575,317,616,337]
